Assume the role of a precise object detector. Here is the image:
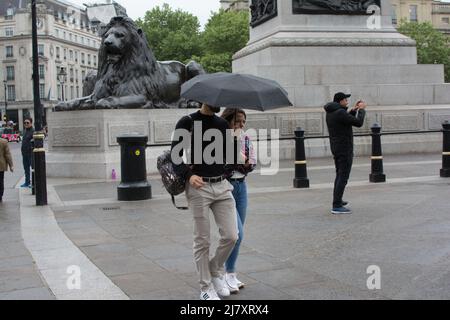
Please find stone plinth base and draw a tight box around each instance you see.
[47,106,450,178]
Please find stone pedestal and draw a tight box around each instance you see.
[47,106,450,179]
[233,0,450,108]
[47,109,193,179]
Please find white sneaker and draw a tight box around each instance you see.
[212,275,230,297]
[225,273,240,293]
[200,286,220,300]
[236,278,245,289]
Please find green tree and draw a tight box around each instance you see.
[198,9,250,72]
[398,20,450,82]
[136,3,202,62]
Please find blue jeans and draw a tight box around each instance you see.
[22,153,32,185]
[225,180,248,273]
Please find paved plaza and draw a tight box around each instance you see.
[1,143,450,300]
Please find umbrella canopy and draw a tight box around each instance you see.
[180,72,293,111]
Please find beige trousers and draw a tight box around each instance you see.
[186,179,238,290]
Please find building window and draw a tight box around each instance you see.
[81,37,84,45]
[57,84,61,100]
[6,66,15,81]
[74,35,78,43]
[69,50,73,61]
[6,46,13,58]
[93,55,97,67]
[56,47,60,59]
[391,5,397,25]
[75,51,78,62]
[87,38,90,46]
[70,86,74,100]
[63,31,66,39]
[7,85,15,101]
[82,70,86,80]
[40,84,46,99]
[443,17,450,24]
[75,69,79,82]
[55,29,59,37]
[39,65,45,80]
[69,33,72,41]
[5,27,14,37]
[409,5,418,22]
[64,48,67,60]
[81,53,85,64]
[76,86,79,98]
[87,54,91,65]
[70,68,74,82]
[6,8,14,19]
[38,44,45,56]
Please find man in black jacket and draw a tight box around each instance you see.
[20,117,34,188]
[171,103,238,300]
[325,92,366,214]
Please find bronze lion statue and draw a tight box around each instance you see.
[55,16,205,110]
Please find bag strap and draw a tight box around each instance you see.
[172,114,193,211]
[172,194,189,210]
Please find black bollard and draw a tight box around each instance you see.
[293,127,310,188]
[33,132,47,206]
[440,121,450,178]
[117,134,152,201]
[31,139,35,196]
[369,123,386,183]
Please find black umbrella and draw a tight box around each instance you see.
[180,72,292,111]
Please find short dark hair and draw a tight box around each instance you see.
[24,118,33,123]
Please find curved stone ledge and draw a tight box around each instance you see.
[233,37,417,60]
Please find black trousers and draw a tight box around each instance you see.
[333,154,353,208]
[0,171,4,199]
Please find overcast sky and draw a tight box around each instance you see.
[69,0,221,28]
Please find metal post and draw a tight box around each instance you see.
[440,121,450,178]
[32,0,47,205]
[293,127,310,188]
[33,133,47,205]
[369,123,386,183]
[31,139,35,195]
[117,135,152,201]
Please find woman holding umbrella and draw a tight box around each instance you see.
[221,108,256,293]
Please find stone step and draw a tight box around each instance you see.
[282,83,450,107]
[256,65,445,87]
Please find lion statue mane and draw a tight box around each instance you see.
[55,16,205,110]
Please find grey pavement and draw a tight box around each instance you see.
[2,145,450,299]
[0,143,54,300]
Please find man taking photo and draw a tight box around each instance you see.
[324,92,366,214]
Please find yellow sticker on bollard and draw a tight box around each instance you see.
[135,150,141,156]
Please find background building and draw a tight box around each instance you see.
[432,1,450,35]
[220,0,250,11]
[0,0,110,130]
[391,0,450,35]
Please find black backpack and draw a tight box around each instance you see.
[157,115,193,210]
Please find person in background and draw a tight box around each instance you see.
[20,118,34,188]
[324,92,366,214]
[0,136,14,202]
[221,108,256,293]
